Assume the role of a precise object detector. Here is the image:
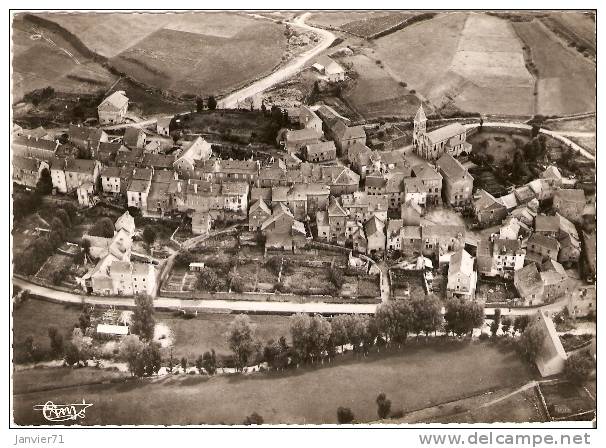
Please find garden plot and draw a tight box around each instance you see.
[35,253,73,283]
[282,266,335,296]
[539,382,595,421]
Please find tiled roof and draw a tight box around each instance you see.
[100,91,128,110]
[437,153,471,180]
[425,123,466,144]
[65,158,97,174]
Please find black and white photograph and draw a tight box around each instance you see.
[6,1,600,439]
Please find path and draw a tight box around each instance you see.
[218,13,335,108]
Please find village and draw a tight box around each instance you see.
[12,47,596,425]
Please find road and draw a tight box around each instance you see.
[218,13,335,109]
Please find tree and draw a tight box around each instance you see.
[514,315,531,334]
[195,355,204,374]
[207,95,217,110]
[243,412,264,425]
[175,250,195,267]
[376,393,392,419]
[331,315,349,352]
[375,300,414,345]
[79,308,91,331]
[119,334,145,376]
[345,314,366,353]
[410,294,443,338]
[307,314,332,362]
[71,327,92,362]
[490,309,502,337]
[50,217,66,241]
[63,342,81,366]
[531,124,540,139]
[36,168,53,195]
[501,316,512,335]
[47,327,64,356]
[130,295,155,341]
[196,97,204,113]
[329,268,344,289]
[196,267,221,292]
[55,208,71,228]
[91,217,114,238]
[142,226,157,247]
[337,407,355,424]
[180,357,188,372]
[202,349,217,375]
[444,297,484,337]
[227,314,256,370]
[564,351,594,385]
[518,321,543,362]
[133,342,162,377]
[80,238,91,264]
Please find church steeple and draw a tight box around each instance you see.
[413,104,427,149]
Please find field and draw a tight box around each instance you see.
[341,54,421,119]
[159,312,292,361]
[308,11,379,29]
[13,367,128,395]
[375,12,534,116]
[512,20,596,115]
[12,16,116,101]
[340,12,417,38]
[542,12,596,58]
[543,116,596,133]
[13,341,535,425]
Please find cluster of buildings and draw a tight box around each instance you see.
[79,211,157,296]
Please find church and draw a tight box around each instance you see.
[412,105,472,161]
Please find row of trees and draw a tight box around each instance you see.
[224,296,486,371]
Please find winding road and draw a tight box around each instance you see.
[218,13,335,109]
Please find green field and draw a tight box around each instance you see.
[512,20,596,115]
[13,341,535,425]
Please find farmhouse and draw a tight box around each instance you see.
[347,142,374,178]
[567,285,596,319]
[283,128,322,153]
[386,219,403,252]
[330,121,367,158]
[68,125,109,153]
[327,197,348,243]
[401,225,423,255]
[313,55,346,82]
[341,191,388,222]
[156,116,172,136]
[421,225,465,258]
[553,189,586,223]
[109,261,156,296]
[436,153,474,206]
[298,106,323,134]
[143,153,176,171]
[261,204,307,253]
[403,177,427,209]
[173,137,212,178]
[98,90,129,125]
[401,201,421,226]
[446,249,477,300]
[123,127,146,148]
[304,141,337,163]
[316,210,330,239]
[12,156,49,188]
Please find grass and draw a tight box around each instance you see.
[340,12,416,38]
[13,340,535,425]
[157,312,291,361]
[567,136,596,155]
[308,11,379,29]
[512,20,596,115]
[543,117,596,133]
[469,130,530,165]
[375,12,535,115]
[13,367,128,395]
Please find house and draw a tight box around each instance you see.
[421,225,465,257]
[386,219,403,252]
[413,106,471,161]
[123,127,146,148]
[499,192,519,212]
[534,215,560,238]
[183,180,222,214]
[173,137,212,178]
[527,233,560,262]
[385,173,407,211]
[251,186,272,204]
[401,201,422,226]
[567,285,596,318]
[304,141,337,163]
[331,121,366,158]
[258,163,288,188]
[142,153,176,171]
[350,222,368,254]
[192,211,212,236]
[126,168,153,210]
[541,259,570,302]
[533,311,568,377]
[298,106,323,134]
[109,261,156,296]
[341,191,388,222]
[527,178,554,201]
[283,128,322,153]
[23,126,50,140]
[12,135,59,160]
[447,249,477,300]
[557,215,581,266]
[380,152,411,175]
[403,177,427,209]
[436,153,474,207]
[195,159,259,184]
[261,204,307,253]
[316,211,330,239]
[318,165,360,196]
[401,225,423,255]
[101,166,126,195]
[68,125,109,153]
[64,159,100,193]
[473,189,507,227]
[221,182,249,214]
[12,156,49,188]
[364,171,388,196]
[272,186,307,220]
[488,238,525,278]
[553,189,586,223]
[313,55,346,82]
[315,105,349,132]
[98,90,128,125]
[97,142,127,166]
[513,185,536,205]
[49,157,67,193]
[347,142,374,178]
[412,162,442,206]
[115,147,144,168]
[499,217,523,240]
[156,116,172,136]
[327,197,348,243]
[145,170,179,217]
[540,165,563,188]
[364,216,385,255]
[248,199,272,231]
[514,263,545,306]
[76,181,95,207]
[115,211,136,235]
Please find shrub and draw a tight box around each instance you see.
[337,407,355,424]
[478,332,490,341]
[564,351,594,385]
[196,267,221,292]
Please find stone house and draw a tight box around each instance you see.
[304,141,337,162]
[12,135,59,160]
[64,158,100,193]
[98,90,129,125]
[553,189,586,223]
[123,127,146,149]
[411,162,442,206]
[192,211,212,236]
[473,189,507,227]
[12,156,49,188]
[173,137,212,178]
[248,199,272,231]
[331,120,366,158]
[447,249,477,300]
[436,153,474,207]
[126,168,153,210]
[364,216,385,255]
[298,106,323,134]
